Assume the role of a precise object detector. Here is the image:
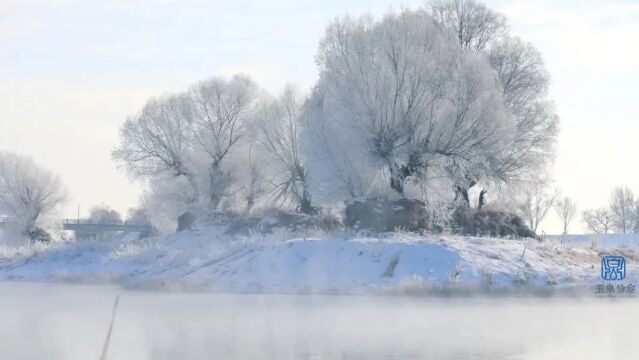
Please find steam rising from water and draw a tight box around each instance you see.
[0,282,637,359]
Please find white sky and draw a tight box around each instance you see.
[1,0,638,234]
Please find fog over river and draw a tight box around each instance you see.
[0,282,637,359]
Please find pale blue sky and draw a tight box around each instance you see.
[1,0,638,233]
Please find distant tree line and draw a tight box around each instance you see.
[513,185,639,236]
[74,205,150,240]
[582,186,639,234]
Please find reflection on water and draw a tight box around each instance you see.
[0,282,637,359]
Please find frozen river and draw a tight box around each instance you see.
[0,282,637,359]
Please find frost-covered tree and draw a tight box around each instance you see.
[89,205,122,224]
[113,74,262,212]
[140,175,197,234]
[431,0,558,208]
[257,85,313,213]
[237,146,268,214]
[488,37,558,183]
[516,181,558,233]
[303,89,375,202]
[75,204,123,240]
[307,9,511,202]
[609,186,635,234]
[429,0,507,51]
[185,75,259,209]
[582,208,612,234]
[125,207,150,225]
[0,152,67,238]
[489,38,548,118]
[112,94,197,200]
[554,196,576,235]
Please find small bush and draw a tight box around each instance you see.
[176,212,196,232]
[28,227,52,243]
[452,208,536,239]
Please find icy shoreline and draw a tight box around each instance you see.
[0,227,636,295]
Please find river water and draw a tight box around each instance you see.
[0,282,637,359]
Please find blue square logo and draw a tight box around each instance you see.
[602,256,626,281]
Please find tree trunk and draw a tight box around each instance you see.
[478,189,488,210]
[23,212,40,240]
[177,165,199,204]
[185,172,199,204]
[300,189,314,214]
[454,185,470,208]
[298,172,315,214]
[244,197,255,215]
[453,177,478,209]
[388,160,409,196]
[208,164,227,210]
[389,164,405,196]
[390,177,405,196]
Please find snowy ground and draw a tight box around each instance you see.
[1,222,637,295]
[545,233,639,248]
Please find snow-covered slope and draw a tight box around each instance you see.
[0,227,635,294]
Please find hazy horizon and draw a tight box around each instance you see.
[2,0,638,234]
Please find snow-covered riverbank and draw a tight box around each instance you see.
[1,224,635,294]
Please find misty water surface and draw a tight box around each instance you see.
[0,282,637,359]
